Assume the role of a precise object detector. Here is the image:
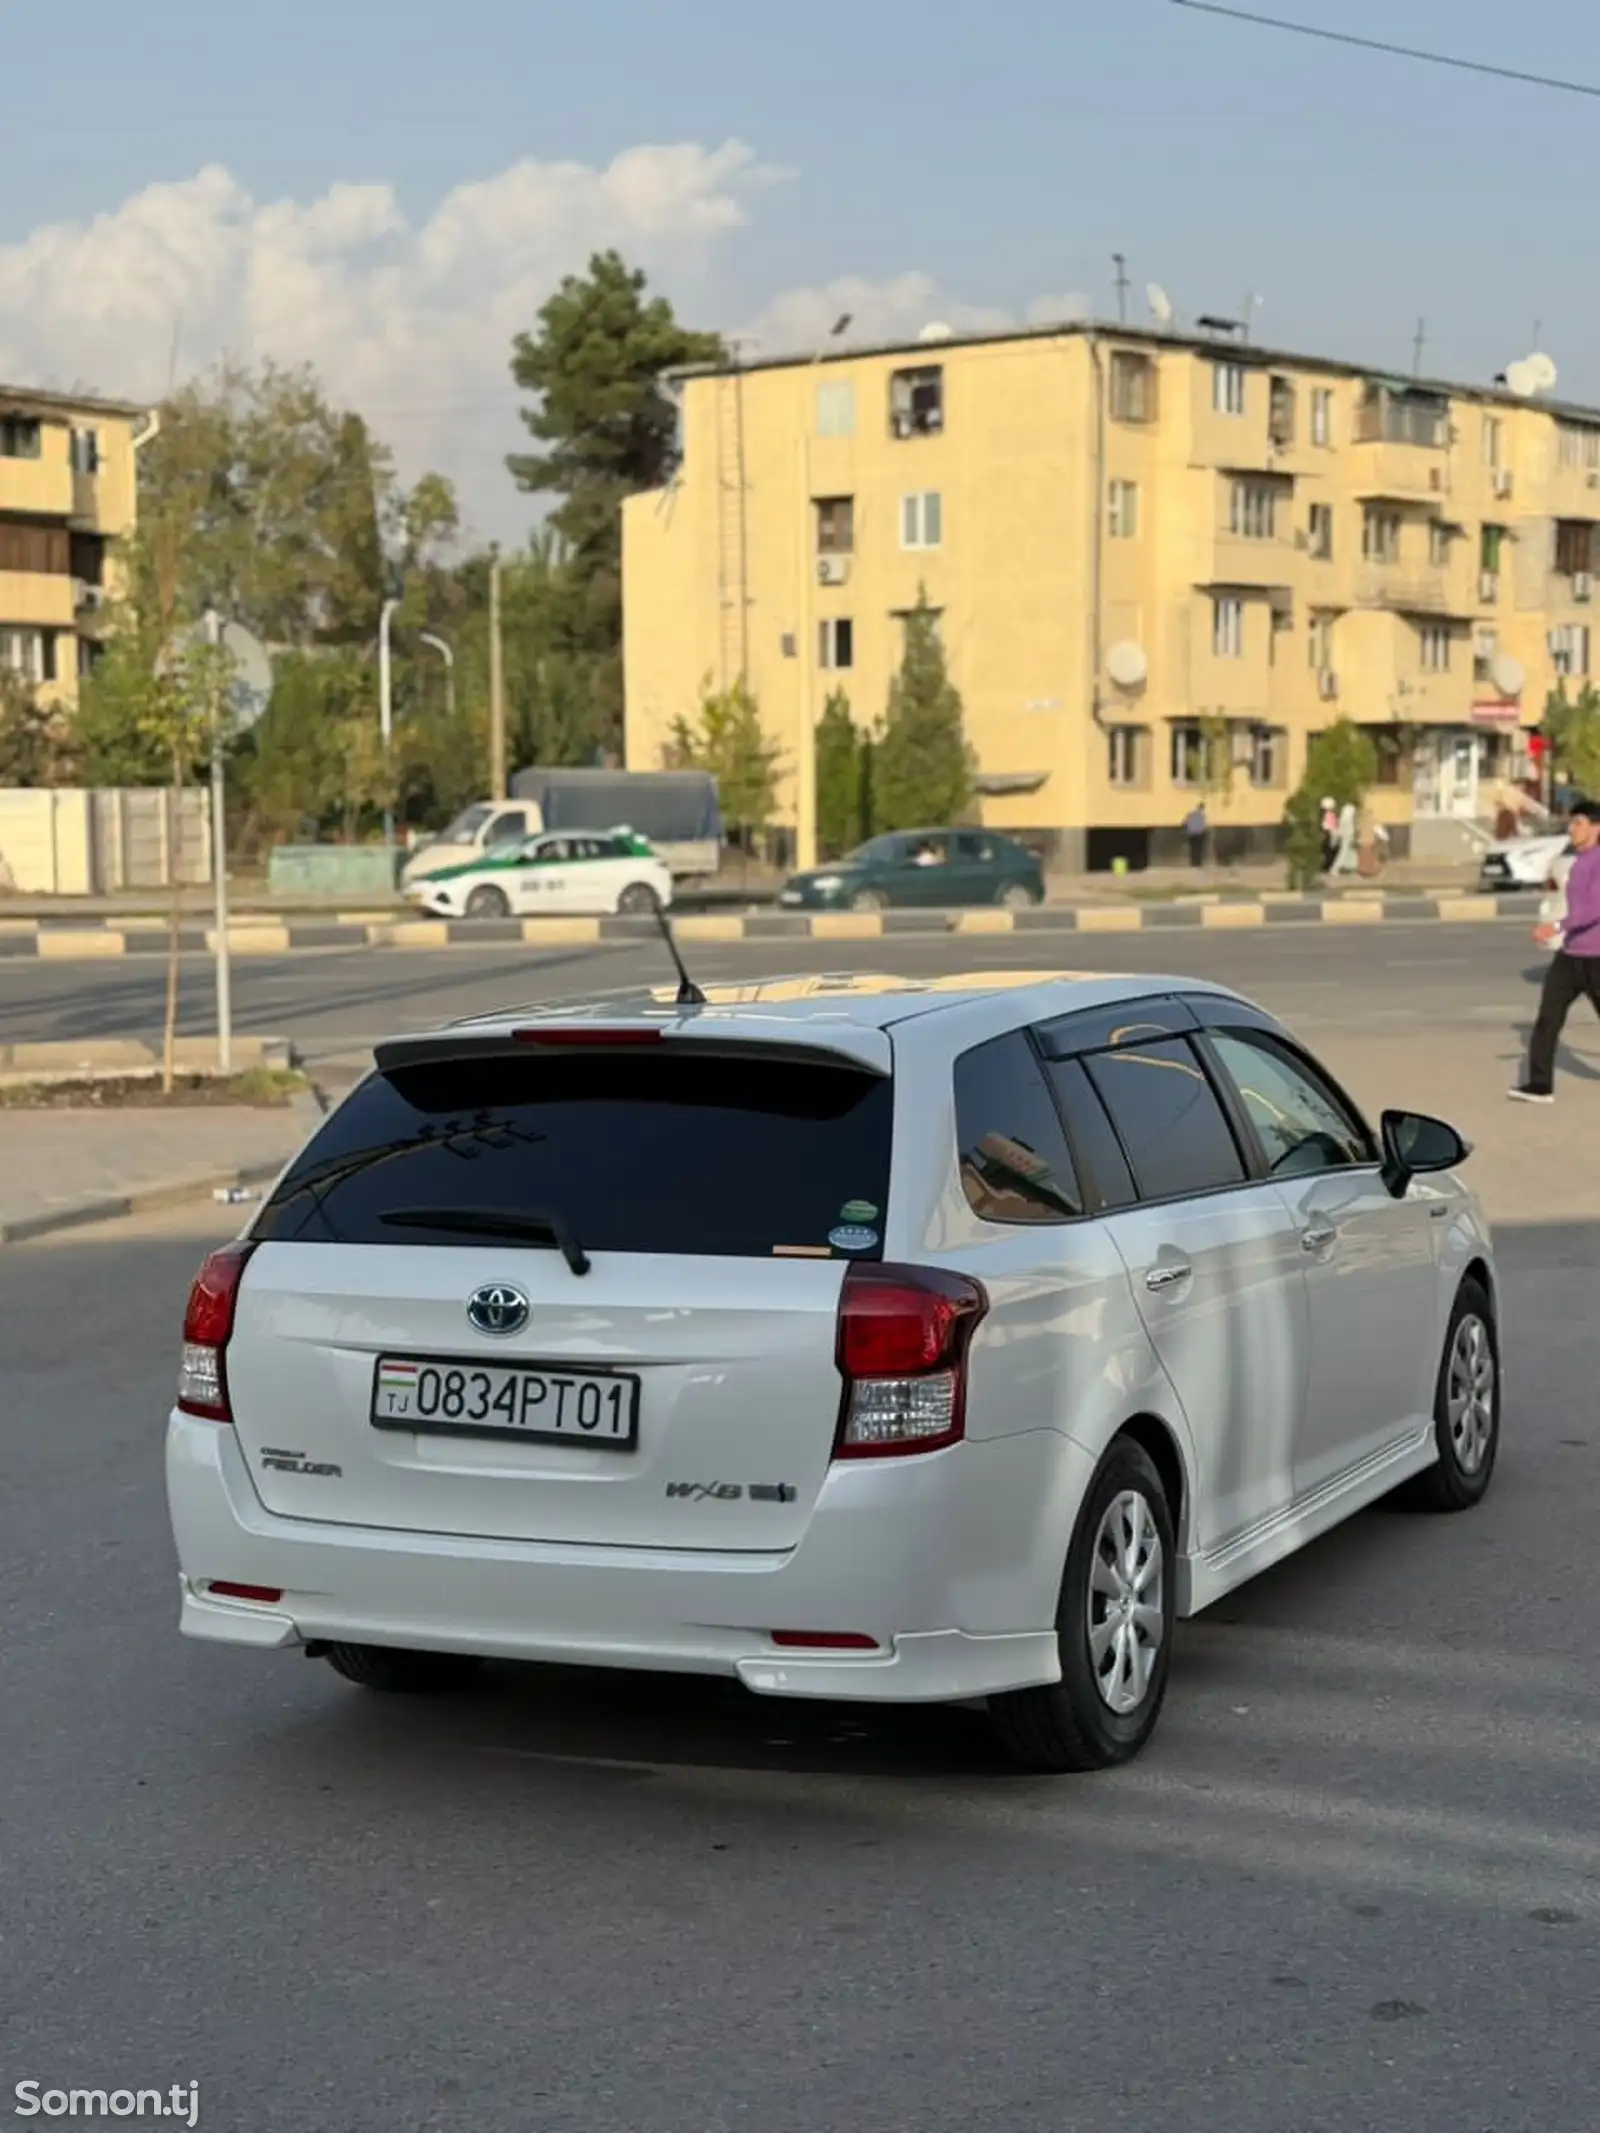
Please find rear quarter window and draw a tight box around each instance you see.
[953,1031,1083,1223]
[253,1051,894,1261]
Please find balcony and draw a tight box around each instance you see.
[1349,441,1451,503]
[1354,566,1467,617]
[1203,533,1297,590]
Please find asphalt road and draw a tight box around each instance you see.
[0,920,1560,1074]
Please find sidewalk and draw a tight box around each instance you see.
[0,1100,315,1244]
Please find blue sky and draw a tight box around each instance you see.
[2,0,1593,532]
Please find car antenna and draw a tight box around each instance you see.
[653,900,707,1007]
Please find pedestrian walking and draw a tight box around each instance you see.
[1184,801,1208,870]
[1510,798,1600,1103]
[1319,796,1338,873]
[1331,799,1359,875]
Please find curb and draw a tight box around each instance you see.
[0,892,1547,956]
[0,1157,291,1247]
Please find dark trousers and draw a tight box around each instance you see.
[1527,951,1600,1089]
[1187,835,1205,869]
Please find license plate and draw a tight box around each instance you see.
[371,1356,639,1449]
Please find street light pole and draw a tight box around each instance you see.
[379,596,399,852]
[488,557,507,801]
[205,606,233,1076]
[420,631,455,720]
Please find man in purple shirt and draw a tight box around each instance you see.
[1511,797,1600,1102]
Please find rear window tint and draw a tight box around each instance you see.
[954,1031,1082,1223]
[252,1051,893,1260]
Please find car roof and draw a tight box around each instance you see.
[368,969,1257,1081]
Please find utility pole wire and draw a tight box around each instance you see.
[1167,1,1600,100]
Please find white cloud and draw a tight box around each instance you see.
[0,145,1082,541]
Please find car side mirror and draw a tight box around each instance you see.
[1380,1109,1471,1198]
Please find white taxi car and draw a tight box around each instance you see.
[166,970,1499,1772]
[405,828,673,920]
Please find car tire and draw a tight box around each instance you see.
[464,884,511,920]
[617,882,661,915]
[1397,1277,1500,1513]
[999,883,1038,911]
[989,1437,1176,1773]
[851,890,887,913]
[323,1643,485,1695]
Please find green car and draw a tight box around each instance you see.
[778,829,1046,913]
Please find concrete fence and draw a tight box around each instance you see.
[0,788,212,896]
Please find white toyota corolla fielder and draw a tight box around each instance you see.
[166,969,1500,1771]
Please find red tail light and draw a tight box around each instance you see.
[177,1240,255,1421]
[207,1581,283,1605]
[834,1264,988,1460]
[770,1631,881,1651]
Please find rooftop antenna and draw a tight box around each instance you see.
[1413,318,1427,377]
[652,900,706,1008]
[1112,253,1130,326]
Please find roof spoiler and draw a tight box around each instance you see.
[373,1022,892,1079]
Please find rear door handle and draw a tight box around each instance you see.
[1300,1223,1337,1253]
[1145,1262,1192,1292]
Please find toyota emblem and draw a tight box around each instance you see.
[466,1283,529,1337]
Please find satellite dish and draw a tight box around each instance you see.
[1147,284,1174,326]
[918,322,953,342]
[1526,352,1559,393]
[158,616,274,733]
[1105,641,1149,691]
[1491,653,1526,699]
[1504,360,1538,398]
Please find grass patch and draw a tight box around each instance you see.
[0,1068,310,1110]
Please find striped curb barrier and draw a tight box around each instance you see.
[0,892,1542,957]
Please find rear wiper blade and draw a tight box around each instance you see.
[379,1204,591,1276]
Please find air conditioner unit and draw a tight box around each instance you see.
[1575,572,1594,603]
[1493,470,1514,499]
[817,555,851,587]
[74,583,104,612]
[1479,571,1500,603]
[1317,668,1339,700]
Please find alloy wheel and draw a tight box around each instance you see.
[1087,1489,1165,1715]
[1447,1313,1496,1476]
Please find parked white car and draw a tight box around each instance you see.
[1479,831,1570,892]
[166,970,1499,1771]
[404,829,673,920]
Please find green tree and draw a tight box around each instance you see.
[670,679,781,850]
[508,252,723,752]
[1283,717,1379,889]
[0,676,77,787]
[872,595,976,833]
[1543,681,1600,797]
[815,690,868,857]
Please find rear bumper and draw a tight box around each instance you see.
[167,1412,1089,1703]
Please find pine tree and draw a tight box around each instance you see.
[814,689,866,857]
[872,594,976,832]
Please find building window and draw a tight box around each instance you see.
[1108,479,1140,538]
[1419,623,1453,673]
[1170,723,1210,785]
[1558,425,1585,470]
[818,618,854,670]
[1109,351,1157,424]
[70,427,101,476]
[1356,383,1447,449]
[1249,726,1285,788]
[0,416,42,459]
[1269,376,1295,446]
[1311,389,1333,448]
[1107,726,1146,786]
[1230,479,1278,539]
[1474,625,1498,682]
[889,366,943,439]
[1212,595,1245,658]
[816,380,856,437]
[901,491,943,550]
[0,627,50,682]
[1362,507,1402,563]
[815,496,854,555]
[1212,362,1247,416]
[1308,612,1337,670]
[1482,415,1502,470]
[1481,524,1505,575]
[1428,520,1453,567]
[1551,623,1591,677]
[0,518,70,574]
[1555,522,1595,578]
[1308,503,1334,560]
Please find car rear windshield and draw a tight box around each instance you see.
[252,1049,894,1260]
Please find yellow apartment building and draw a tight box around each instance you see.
[623,321,1599,869]
[0,382,146,709]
